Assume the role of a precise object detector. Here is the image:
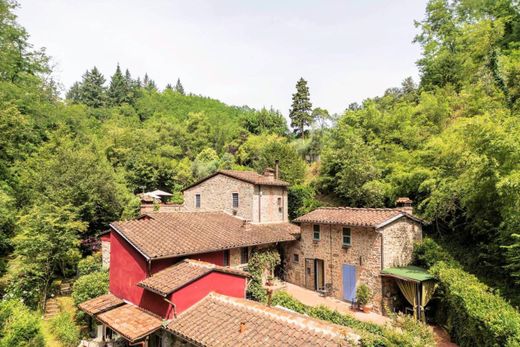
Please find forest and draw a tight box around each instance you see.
[0,0,520,345]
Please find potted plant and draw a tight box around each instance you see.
[356,284,373,313]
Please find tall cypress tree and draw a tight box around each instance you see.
[108,64,127,106]
[175,78,185,95]
[289,78,313,138]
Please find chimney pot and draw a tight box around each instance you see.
[263,167,275,180]
[396,197,413,215]
[274,160,280,180]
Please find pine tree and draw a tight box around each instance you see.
[175,78,185,95]
[289,78,313,138]
[165,83,173,91]
[108,64,127,106]
[77,67,107,108]
[66,82,82,103]
[143,73,157,91]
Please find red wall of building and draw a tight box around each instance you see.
[189,251,225,266]
[100,233,110,242]
[139,272,247,318]
[109,230,148,305]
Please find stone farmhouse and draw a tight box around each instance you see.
[82,168,358,346]
[83,167,425,346]
[284,198,425,313]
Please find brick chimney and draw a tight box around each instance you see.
[263,167,275,180]
[396,197,413,215]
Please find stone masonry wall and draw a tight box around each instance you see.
[252,185,288,223]
[382,218,422,268]
[101,240,110,269]
[284,223,384,312]
[183,174,255,220]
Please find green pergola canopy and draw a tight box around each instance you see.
[381,266,434,282]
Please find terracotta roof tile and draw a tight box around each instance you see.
[96,304,163,342]
[167,293,354,346]
[293,207,424,228]
[183,170,289,191]
[138,259,249,296]
[78,293,124,316]
[111,212,299,259]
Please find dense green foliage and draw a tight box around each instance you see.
[77,253,103,276]
[431,262,520,347]
[271,291,435,347]
[246,248,280,302]
[0,300,44,347]
[72,271,109,306]
[414,238,520,346]
[49,312,80,347]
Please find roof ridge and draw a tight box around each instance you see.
[316,206,399,212]
[209,293,347,338]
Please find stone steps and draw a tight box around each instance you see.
[43,298,61,320]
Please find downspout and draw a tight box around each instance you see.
[147,259,152,277]
[164,297,177,319]
[329,224,333,293]
[258,186,262,223]
[380,230,384,271]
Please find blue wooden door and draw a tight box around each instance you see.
[342,264,356,302]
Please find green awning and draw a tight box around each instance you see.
[381,266,434,282]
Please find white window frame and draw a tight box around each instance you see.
[313,224,320,241]
[342,227,352,246]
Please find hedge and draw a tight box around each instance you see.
[271,291,435,347]
[72,271,109,306]
[430,262,520,347]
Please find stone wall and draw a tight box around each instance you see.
[101,240,110,269]
[183,174,255,220]
[251,185,288,223]
[381,218,422,268]
[284,219,422,313]
[183,173,288,224]
[284,223,384,311]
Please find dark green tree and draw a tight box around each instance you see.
[165,83,173,91]
[143,73,157,91]
[242,107,288,136]
[175,78,185,95]
[289,78,313,138]
[69,67,107,108]
[108,64,127,106]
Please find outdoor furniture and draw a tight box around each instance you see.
[381,266,437,321]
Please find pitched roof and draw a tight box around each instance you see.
[293,207,424,229]
[78,293,124,316]
[111,212,299,260]
[138,259,249,296]
[96,304,163,342]
[166,293,354,347]
[182,170,289,191]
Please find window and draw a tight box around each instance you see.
[240,247,249,264]
[232,193,239,208]
[342,227,352,246]
[223,250,230,266]
[313,224,320,240]
[293,254,299,263]
[277,197,282,213]
[195,194,201,208]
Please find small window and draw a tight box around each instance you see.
[342,227,352,246]
[277,197,282,206]
[313,224,320,241]
[195,194,201,208]
[232,193,239,208]
[223,250,230,266]
[293,254,299,263]
[240,247,249,264]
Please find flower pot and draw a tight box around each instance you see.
[362,304,373,313]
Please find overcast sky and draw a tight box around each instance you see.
[17,0,427,115]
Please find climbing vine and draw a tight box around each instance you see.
[246,248,280,302]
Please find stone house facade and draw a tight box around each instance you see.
[182,169,289,223]
[284,205,423,313]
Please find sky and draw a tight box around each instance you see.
[17,0,428,116]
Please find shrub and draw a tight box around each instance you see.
[50,312,80,347]
[0,300,45,347]
[72,271,108,306]
[430,262,520,347]
[356,284,372,306]
[77,253,102,276]
[247,249,280,302]
[413,237,457,268]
